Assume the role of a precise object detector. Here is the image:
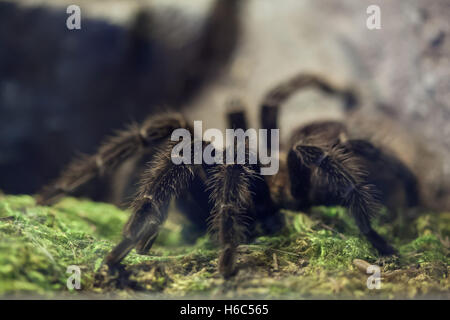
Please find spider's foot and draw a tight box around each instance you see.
[221,267,238,280]
[377,243,397,256]
[35,187,64,206]
[365,229,397,256]
[94,263,137,291]
[376,254,400,267]
[104,262,126,276]
[219,246,238,279]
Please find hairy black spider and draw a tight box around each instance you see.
[37,73,419,278]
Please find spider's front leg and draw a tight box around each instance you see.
[36,113,188,205]
[105,140,197,267]
[206,161,259,278]
[288,143,396,255]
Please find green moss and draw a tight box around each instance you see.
[0,194,448,299]
[400,234,448,264]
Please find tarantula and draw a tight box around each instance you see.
[37,73,419,278]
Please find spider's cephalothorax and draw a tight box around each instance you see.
[37,73,419,278]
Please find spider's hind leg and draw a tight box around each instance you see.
[260,73,359,132]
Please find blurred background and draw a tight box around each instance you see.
[0,0,449,209]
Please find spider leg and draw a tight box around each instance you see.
[196,0,241,76]
[260,73,359,133]
[105,140,197,267]
[225,100,282,235]
[288,143,396,255]
[226,98,249,130]
[344,139,420,209]
[206,161,258,278]
[36,113,188,205]
[205,126,281,277]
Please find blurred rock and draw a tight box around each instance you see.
[0,0,240,198]
[186,0,450,209]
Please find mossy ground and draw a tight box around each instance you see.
[0,194,448,299]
